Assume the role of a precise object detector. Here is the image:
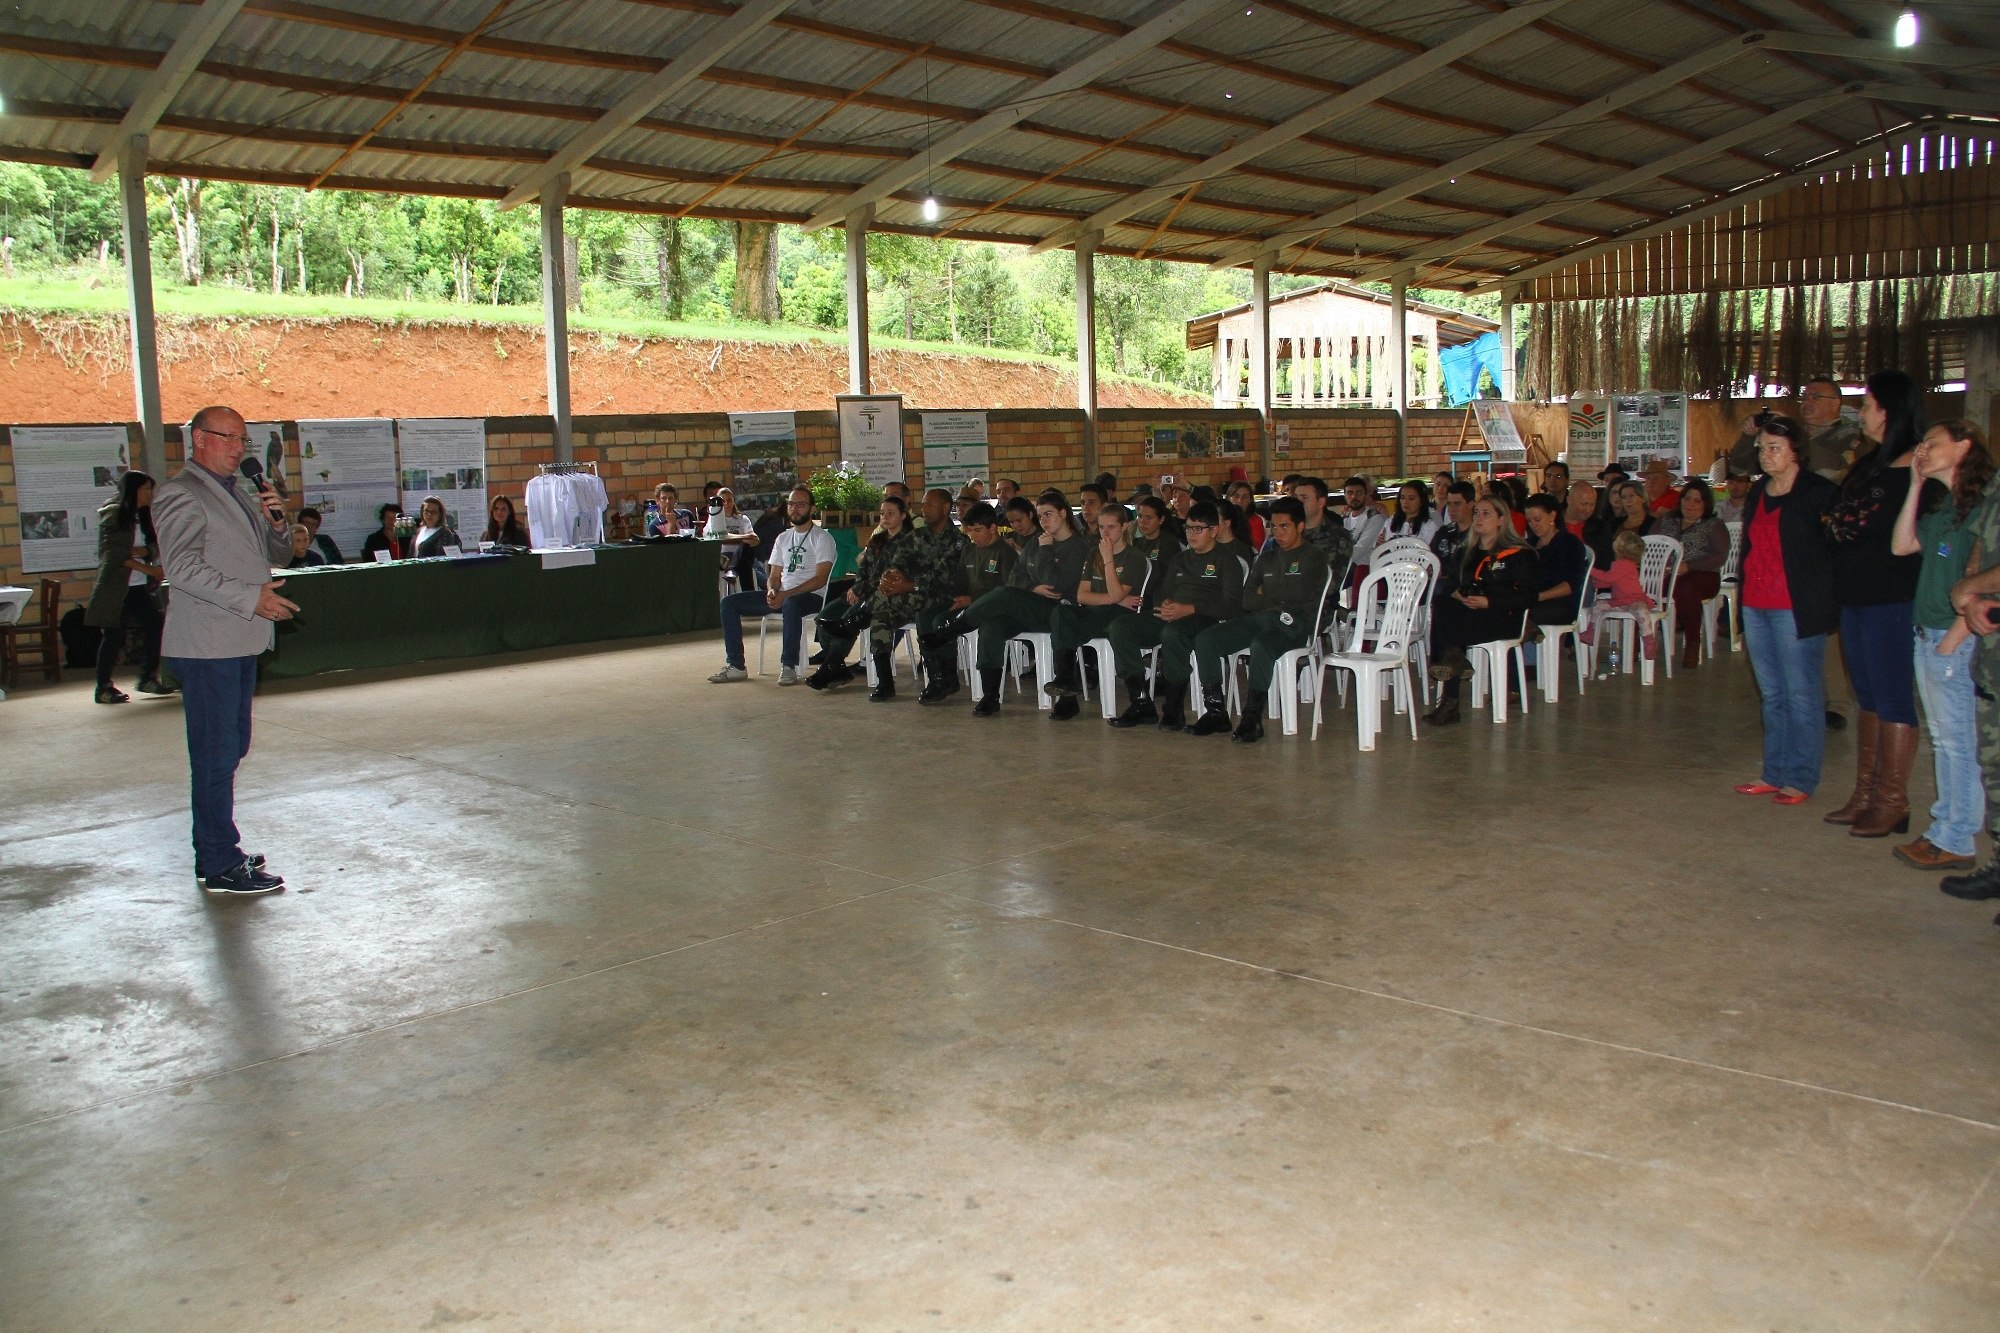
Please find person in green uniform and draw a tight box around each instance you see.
[1106,500,1246,731]
[806,494,923,700]
[1941,431,2000,908]
[902,487,969,701]
[1129,495,1182,594]
[1295,476,1356,578]
[917,501,1017,705]
[1001,496,1038,557]
[1043,504,1151,720]
[951,489,1090,716]
[1188,497,1334,744]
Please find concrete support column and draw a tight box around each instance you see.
[1966,326,1999,442]
[1252,255,1273,482]
[1076,232,1099,484]
[1499,283,1520,401]
[844,205,872,394]
[1391,272,1410,475]
[116,136,164,476]
[539,173,574,463]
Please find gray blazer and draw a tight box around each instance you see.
[154,463,294,659]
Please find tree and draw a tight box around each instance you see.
[148,177,205,285]
[732,221,780,322]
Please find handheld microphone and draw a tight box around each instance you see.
[239,453,288,498]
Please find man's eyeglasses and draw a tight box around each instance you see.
[1183,522,1213,533]
[196,426,251,446]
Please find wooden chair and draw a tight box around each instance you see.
[0,579,64,691]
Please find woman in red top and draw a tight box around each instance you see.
[1734,416,1838,804]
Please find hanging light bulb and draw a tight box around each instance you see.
[1893,9,1918,47]
[922,196,940,222]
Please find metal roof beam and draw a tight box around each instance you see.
[798,0,1238,233]
[1031,0,1577,256]
[1757,31,2000,68]
[497,0,795,211]
[1469,119,1941,294]
[1205,30,1767,271]
[1350,83,1863,284]
[1861,84,2000,115]
[86,0,246,182]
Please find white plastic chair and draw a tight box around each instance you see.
[861,623,922,687]
[1263,568,1339,736]
[1595,535,1683,684]
[1468,622,1532,722]
[1006,631,1057,710]
[1317,563,1429,749]
[754,609,785,675]
[1532,542,1596,705]
[1702,521,1743,659]
[1341,546,1437,706]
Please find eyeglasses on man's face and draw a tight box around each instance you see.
[197,426,251,446]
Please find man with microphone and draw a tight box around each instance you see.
[153,405,300,896]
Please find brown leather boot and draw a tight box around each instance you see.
[1823,709,1879,825]
[1851,721,1917,838]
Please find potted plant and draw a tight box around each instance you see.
[806,461,883,527]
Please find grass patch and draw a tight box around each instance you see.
[0,271,1201,397]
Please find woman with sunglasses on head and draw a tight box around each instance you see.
[1734,416,1838,805]
[1821,370,1925,837]
[1888,419,1994,871]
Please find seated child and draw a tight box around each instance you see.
[1580,530,1657,660]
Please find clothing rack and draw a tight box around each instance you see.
[537,462,598,476]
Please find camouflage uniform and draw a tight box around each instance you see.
[1968,479,2000,849]
[813,526,925,663]
[1301,512,1356,588]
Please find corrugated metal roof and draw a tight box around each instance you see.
[0,0,1989,285]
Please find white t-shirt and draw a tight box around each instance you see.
[766,524,837,593]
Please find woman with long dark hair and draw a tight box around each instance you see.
[481,495,530,546]
[1821,369,1924,838]
[806,494,922,700]
[84,470,171,703]
[950,488,1090,716]
[1888,419,1994,871]
[1376,481,1440,549]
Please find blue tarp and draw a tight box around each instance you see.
[1439,332,1507,406]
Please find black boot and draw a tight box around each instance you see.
[1186,687,1231,736]
[1941,861,2000,901]
[1042,661,1082,701]
[1156,681,1188,731]
[1231,696,1265,744]
[868,651,895,702]
[1108,677,1157,729]
[1050,693,1080,721]
[1423,695,1461,726]
[918,651,950,704]
[806,660,853,690]
[972,667,1003,716]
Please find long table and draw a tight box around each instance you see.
[262,541,722,679]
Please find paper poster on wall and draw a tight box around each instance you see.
[242,421,288,496]
[728,411,797,518]
[921,411,989,491]
[12,425,130,572]
[1144,424,1179,460]
[1614,391,1688,473]
[1471,401,1526,461]
[298,418,399,558]
[1147,421,1242,461]
[396,418,487,539]
[1566,396,1611,470]
[1274,422,1291,456]
[836,394,904,488]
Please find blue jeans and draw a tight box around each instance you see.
[1840,601,1918,724]
[1913,626,1984,855]
[720,589,822,669]
[167,655,257,878]
[1742,608,1827,794]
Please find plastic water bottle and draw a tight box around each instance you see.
[1607,639,1620,677]
[643,500,660,535]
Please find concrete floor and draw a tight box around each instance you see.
[2,635,1996,1331]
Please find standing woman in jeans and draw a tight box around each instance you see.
[1889,419,1993,870]
[1735,416,1838,804]
[85,470,172,703]
[1822,370,1924,837]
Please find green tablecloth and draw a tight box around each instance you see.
[262,541,722,678]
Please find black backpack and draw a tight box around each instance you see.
[59,606,103,668]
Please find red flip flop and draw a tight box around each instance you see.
[1734,782,1780,796]
[1772,791,1809,805]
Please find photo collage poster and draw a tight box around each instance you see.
[1613,391,1689,473]
[297,418,399,557]
[1144,421,1247,462]
[12,425,131,573]
[396,418,488,540]
[727,411,797,520]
